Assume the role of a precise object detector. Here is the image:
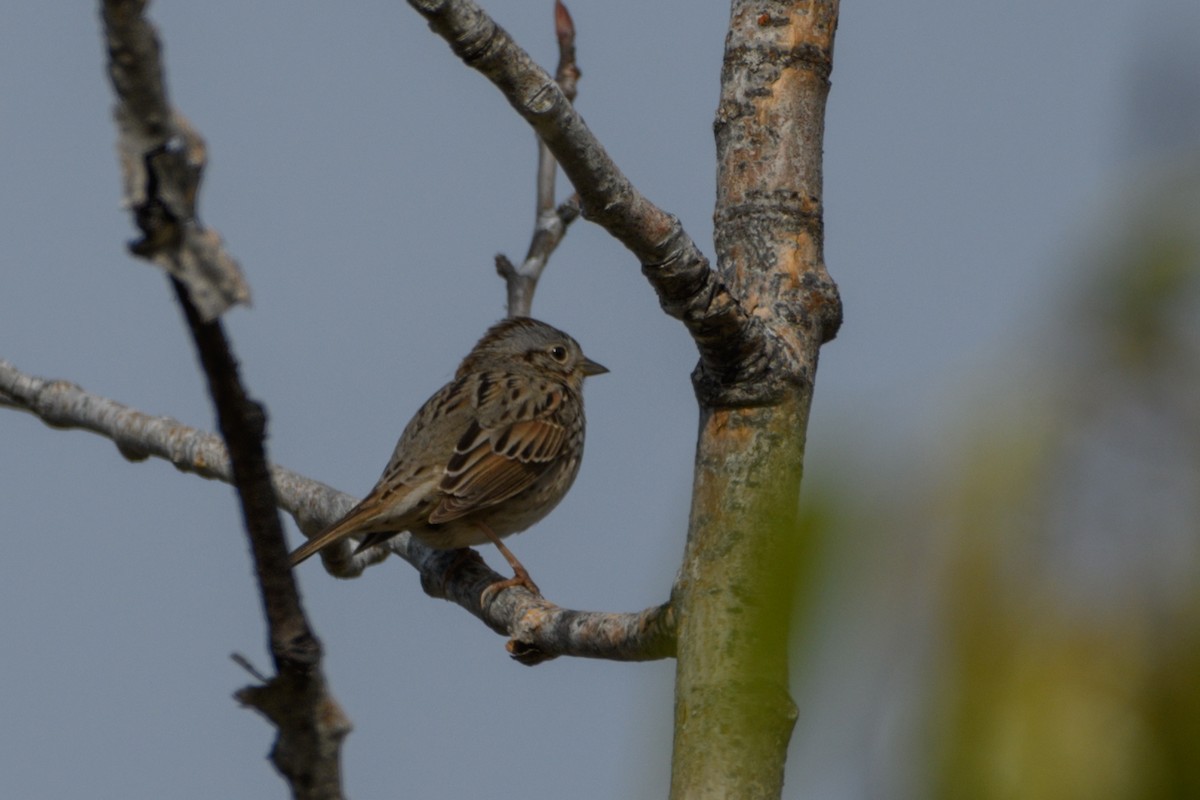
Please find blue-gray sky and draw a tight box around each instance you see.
[2,1,1194,797]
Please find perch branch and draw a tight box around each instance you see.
[0,358,676,664]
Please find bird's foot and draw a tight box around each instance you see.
[480,564,542,606]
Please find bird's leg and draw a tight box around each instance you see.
[476,522,542,601]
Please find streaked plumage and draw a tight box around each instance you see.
[289,317,606,594]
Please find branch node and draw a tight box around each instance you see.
[506,637,557,666]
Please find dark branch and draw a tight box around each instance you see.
[171,278,307,668]
[100,0,248,320]
[172,281,350,798]
[100,2,346,794]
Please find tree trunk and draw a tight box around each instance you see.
[670,3,841,798]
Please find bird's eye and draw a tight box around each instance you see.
[549,345,568,362]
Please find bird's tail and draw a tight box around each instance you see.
[289,504,382,566]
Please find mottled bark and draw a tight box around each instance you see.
[670,3,841,799]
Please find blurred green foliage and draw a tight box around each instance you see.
[932,158,1200,800]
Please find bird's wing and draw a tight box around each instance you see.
[429,416,567,523]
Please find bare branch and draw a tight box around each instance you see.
[101,2,348,792]
[496,0,583,318]
[0,357,352,529]
[412,547,675,665]
[0,358,675,663]
[100,0,248,319]
[408,0,785,406]
[170,280,350,798]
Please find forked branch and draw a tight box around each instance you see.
[495,0,583,318]
[408,0,787,405]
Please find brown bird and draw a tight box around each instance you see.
[289,316,607,597]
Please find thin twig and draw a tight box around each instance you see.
[495,0,583,318]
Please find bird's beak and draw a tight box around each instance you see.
[581,357,609,377]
